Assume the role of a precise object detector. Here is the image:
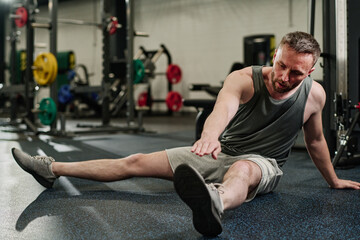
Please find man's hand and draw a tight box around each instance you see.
[330,179,360,190]
[191,137,221,159]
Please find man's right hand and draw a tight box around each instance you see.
[191,137,222,160]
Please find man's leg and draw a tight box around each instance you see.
[12,148,173,188]
[220,160,262,210]
[173,159,262,237]
[52,151,173,181]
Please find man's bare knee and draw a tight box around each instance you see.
[228,161,253,176]
[124,153,145,173]
[224,160,261,185]
[123,151,172,179]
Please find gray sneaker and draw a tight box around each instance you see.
[173,164,224,237]
[11,148,57,188]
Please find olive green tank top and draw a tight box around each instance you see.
[220,66,312,166]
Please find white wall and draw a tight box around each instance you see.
[134,0,323,103]
[7,0,323,110]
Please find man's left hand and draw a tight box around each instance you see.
[331,179,360,190]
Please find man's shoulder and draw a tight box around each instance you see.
[229,66,270,81]
[229,66,252,76]
[226,67,253,85]
[309,80,326,105]
[305,80,326,117]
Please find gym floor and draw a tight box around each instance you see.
[1,114,360,240]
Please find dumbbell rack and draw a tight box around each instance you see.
[134,44,183,115]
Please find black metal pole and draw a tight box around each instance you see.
[322,0,337,156]
[0,2,8,85]
[309,0,316,36]
[25,0,35,124]
[101,0,110,126]
[49,0,58,132]
[126,0,135,124]
[9,8,17,121]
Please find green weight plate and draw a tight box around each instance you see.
[133,59,145,84]
[38,98,57,125]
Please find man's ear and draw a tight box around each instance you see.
[273,49,278,63]
[308,67,315,75]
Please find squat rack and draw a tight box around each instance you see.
[3,0,58,134]
[4,0,145,135]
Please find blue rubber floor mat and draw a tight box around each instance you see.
[2,133,360,239]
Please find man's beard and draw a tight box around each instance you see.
[271,71,293,93]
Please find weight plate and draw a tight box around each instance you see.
[133,59,145,84]
[15,7,28,28]
[165,91,183,112]
[45,52,58,84]
[137,91,152,107]
[33,52,58,85]
[38,98,57,125]
[58,84,73,104]
[166,64,182,84]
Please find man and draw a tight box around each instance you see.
[12,31,360,237]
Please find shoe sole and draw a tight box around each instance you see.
[173,164,222,237]
[12,148,54,188]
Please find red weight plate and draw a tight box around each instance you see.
[356,102,360,110]
[165,91,183,112]
[108,18,118,35]
[137,92,152,107]
[15,7,28,28]
[166,64,182,84]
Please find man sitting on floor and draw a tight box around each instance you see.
[12,31,360,237]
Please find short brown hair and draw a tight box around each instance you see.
[279,31,321,65]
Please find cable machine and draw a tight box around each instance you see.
[322,0,360,167]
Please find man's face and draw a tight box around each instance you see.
[271,44,315,93]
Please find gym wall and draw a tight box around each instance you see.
[133,0,323,103]
[7,0,323,111]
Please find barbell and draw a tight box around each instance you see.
[12,7,121,35]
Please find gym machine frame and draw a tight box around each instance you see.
[2,0,58,134]
[26,0,57,134]
[71,0,146,134]
[0,4,29,123]
[53,0,145,134]
[322,0,360,167]
[5,0,145,135]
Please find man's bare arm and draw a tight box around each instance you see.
[303,85,360,189]
[191,68,253,159]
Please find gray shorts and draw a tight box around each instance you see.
[166,146,283,202]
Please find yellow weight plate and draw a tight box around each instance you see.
[69,52,76,69]
[33,53,51,85]
[20,51,26,71]
[33,52,58,85]
[44,52,58,84]
[43,52,57,84]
